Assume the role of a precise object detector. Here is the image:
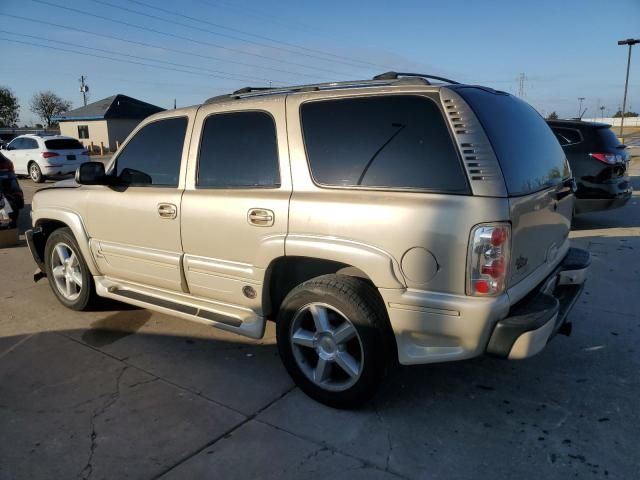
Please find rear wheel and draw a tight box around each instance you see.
[29,162,44,183]
[44,227,98,310]
[276,274,390,409]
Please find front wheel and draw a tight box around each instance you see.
[29,162,44,183]
[44,227,98,310]
[276,274,390,409]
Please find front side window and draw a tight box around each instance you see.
[197,111,280,188]
[300,95,468,192]
[115,117,187,187]
[78,125,90,139]
[7,138,22,150]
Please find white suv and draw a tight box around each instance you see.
[1,134,89,183]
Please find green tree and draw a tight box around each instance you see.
[546,111,559,120]
[613,110,638,118]
[29,91,72,127]
[0,87,20,127]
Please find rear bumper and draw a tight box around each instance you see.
[575,175,632,214]
[486,247,589,359]
[41,163,82,176]
[380,247,589,365]
[574,192,632,214]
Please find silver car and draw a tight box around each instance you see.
[26,73,589,408]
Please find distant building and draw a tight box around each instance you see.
[54,94,164,151]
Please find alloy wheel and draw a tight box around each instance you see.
[289,303,364,392]
[50,242,83,301]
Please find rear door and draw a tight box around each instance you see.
[457,88,573,289]
[180,96,290,317]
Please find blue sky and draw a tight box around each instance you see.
[1,0,638,125]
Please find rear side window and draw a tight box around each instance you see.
[300,95,468,192]
[551,127,582,146]
[197,111,280,188]
[458,88,570,196]
[45,139,84,150]
[115,117,187,187]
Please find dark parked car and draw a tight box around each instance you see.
[0,151,24,229]
[547,119,631,214]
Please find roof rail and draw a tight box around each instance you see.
[204,74,447,104]
[372,71,459,85]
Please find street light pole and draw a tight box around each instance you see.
[618,38,639,139]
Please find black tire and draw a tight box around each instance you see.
[44,227,98,310]
[29,162,44,183]
[276,274,390,409]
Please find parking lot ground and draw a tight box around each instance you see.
[1,164,639,480]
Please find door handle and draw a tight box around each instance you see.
[247,208,274,227]
[158,203,177,219]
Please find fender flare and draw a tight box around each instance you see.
[33,207,101,276]
[284,235,406,289]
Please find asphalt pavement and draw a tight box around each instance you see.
[1,164,639,480]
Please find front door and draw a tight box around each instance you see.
[180,97,291,316]
[5,138,27,174]
[84,114,193,292]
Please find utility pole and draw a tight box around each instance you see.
[617,38,639,138]
[173,98,177,109]
[517,73,527,98]
[600,105,606,120]
[577,97,585,118]
[79,75,89,106]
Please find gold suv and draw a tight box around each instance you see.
[26,73,590,408]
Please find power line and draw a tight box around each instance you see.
[0,30,279,84]
[126,0,391,71]
[0,36,276,88]
[1,14,319,82]
[32,0,353,78]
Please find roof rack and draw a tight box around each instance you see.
[204,73,455,104]
[372,71,459,85]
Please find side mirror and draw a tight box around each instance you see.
[76,161,106,185]
[0,145,5,150]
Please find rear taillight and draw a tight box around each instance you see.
[42,152,59,159]
[590,152,624,164]
[467,223,511,296]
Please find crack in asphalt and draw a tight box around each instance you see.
[80,366,128,480]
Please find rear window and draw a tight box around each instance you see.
[300,95,468,193]
[45,139,84,150]
[458,88,570,196]
[595,127,623,149]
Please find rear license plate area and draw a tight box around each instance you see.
[67,155,76,160]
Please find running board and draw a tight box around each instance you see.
[113,289,242,327]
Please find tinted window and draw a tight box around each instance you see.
[197,111,280,188]
[45,139,84,150]
[458,88,570,196]
[24,138,39,149]
[115,117,187,187]
[551,127,582,146]
[595,127,623,149]
[301,95,467,192]
[8,138,22,150]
